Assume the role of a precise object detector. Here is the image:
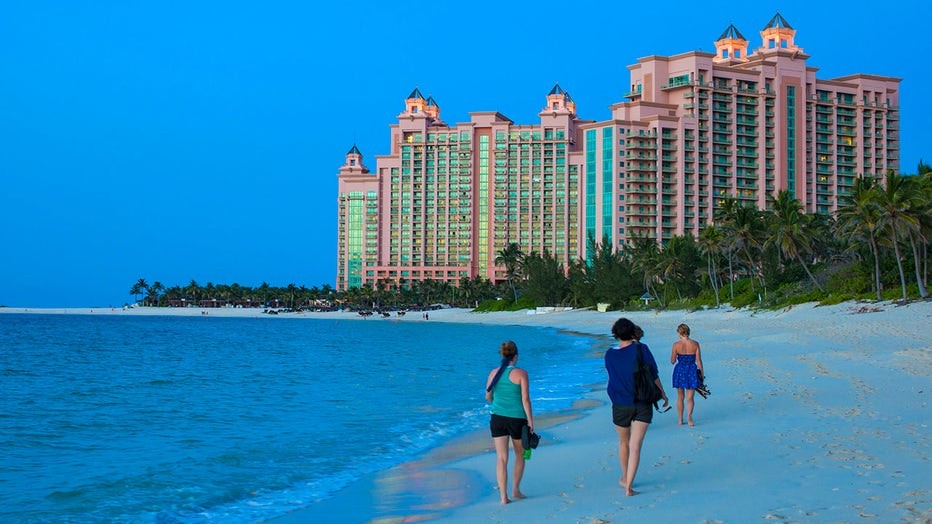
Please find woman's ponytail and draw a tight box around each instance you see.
[486,341,518,392]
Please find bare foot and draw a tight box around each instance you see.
[626,488,639,497]
[678,420,684,425]
[500,497,511,505]
[512,490,526,500]
[688,419,695,427]
[618,477,626,489]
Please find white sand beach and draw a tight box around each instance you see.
[4,301,930,522]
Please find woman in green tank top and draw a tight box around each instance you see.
[485,340,534,505]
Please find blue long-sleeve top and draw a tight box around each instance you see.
[605,343,659,406]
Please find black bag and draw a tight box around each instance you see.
[521,424,540,450]
[633,343,663,406]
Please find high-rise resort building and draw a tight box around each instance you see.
[336,13,900,291]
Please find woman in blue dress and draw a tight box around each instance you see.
[670,323,704,426]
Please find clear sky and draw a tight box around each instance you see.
[1,1,927,307]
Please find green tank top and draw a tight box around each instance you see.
[491,366,526,419]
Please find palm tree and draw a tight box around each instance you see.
[495,242,525,301]
[627,236,663,306]
[728,204,767,297]
[916,172,932,291]
[902,173,930,298]
[698,225,723,307]
[130,278,148,304]
[586,234,638,308]
[522,250,568,306]
[655,235,697,301]
[766,191,824,292]
[185,280,200,306]
[258,282,271,307]
[875,172,921,300]
[714,198,740,300]
[835,176,884,300]
[149,281,165,307]
[287,283,298,309]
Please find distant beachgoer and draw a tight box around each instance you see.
[485,340,534,504]
[605,318,668,496]
[670,323,704,427]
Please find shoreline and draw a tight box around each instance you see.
[5,301,931,521]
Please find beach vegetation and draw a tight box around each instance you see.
[475,296,537,312]
[128,170,929,314]
[495,242,525,302]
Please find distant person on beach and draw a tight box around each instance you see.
[605,318,668,496]
[670,323,704,426]
[485,340,534,504]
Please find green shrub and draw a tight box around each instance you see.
[819,293,856,306]
[826,263,870,294]
[474,296,538,312]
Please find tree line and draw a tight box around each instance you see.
[496,169,929,311]
[131,168,929,312]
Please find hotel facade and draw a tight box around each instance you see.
[336,14,900,291]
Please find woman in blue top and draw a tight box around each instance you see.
[605,318,668,496]
[485,340,534,505]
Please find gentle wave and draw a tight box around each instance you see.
[1,314,609,523]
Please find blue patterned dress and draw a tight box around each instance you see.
[672,354,701,389]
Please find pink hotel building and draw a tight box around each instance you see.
[336,14,900,291]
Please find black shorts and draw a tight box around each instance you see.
[490,414,527,439]
[612,404,653,427]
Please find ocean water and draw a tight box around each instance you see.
[0,313,608,523]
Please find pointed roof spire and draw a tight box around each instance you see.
[717,23,747,41]
[549,83,567,96]
[426,95,439,108]
[407,87,426,100]
[347,144,362,155]
[763,12,792,30]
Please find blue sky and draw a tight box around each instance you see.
[1,1,926,307]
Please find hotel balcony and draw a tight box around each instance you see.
[630,197,658,205]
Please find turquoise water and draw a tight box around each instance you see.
[0,313,607,523]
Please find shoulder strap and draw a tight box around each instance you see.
[486,362,510,392]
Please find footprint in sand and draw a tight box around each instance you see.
[653,455,670,467]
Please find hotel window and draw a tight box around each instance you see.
[734,49,741,58]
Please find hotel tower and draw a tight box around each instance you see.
[336,14,900,291]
